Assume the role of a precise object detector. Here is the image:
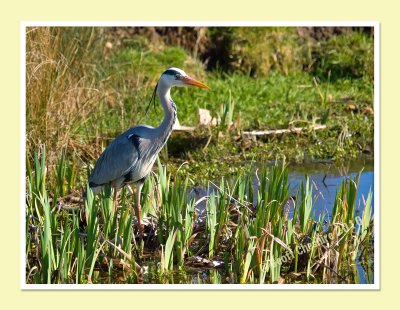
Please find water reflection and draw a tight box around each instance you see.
[191,159,374,220]
[187,159,375,284]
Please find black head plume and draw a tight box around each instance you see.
[145,82,158,115]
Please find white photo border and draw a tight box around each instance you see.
[20,21,380,290]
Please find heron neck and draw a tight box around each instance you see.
[156,83,177,143]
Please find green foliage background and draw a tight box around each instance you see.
[26,26,374,180]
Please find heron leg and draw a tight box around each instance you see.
[135,182,144,242]
[113,189,119,212]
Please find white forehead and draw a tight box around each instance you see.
[166,67,187,76]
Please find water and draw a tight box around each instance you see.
[188,159,374,284]
[287,160,375,284]
[286,160,374,219]
[191,159,374,220]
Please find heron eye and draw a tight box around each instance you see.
[175,74,180,80]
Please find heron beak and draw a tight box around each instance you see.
[182,76,210,89]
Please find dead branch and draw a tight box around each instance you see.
[243,124,327,137]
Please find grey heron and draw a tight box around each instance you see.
[88,67,209,240]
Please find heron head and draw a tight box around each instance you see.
[146,68,209,115]
[159,67,210,89]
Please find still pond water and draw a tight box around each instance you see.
[188,158,374,284]
[191,158,374,219]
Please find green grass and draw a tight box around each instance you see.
[25,27,374,284]
[26,27,374,176]
[25,147,374,284]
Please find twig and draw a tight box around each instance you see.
[103,239,142,272]
[172,118,195,132]
[173,125,196,132]
[209,180,253,215]
[243,124,327,137]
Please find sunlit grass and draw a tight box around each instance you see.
[26,147,374,284]
[26,27,374,174]
[25,27,374,284]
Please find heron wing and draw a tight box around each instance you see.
[89,132,140,186]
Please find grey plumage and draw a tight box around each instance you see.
[87,67,209,240]
[88,124,162,193]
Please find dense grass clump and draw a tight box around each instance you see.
[26,26,374,173]
[25,148,374,284]
[311,32,374,81]
[25,27,375,284]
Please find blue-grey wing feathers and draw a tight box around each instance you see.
[89,130,140,187]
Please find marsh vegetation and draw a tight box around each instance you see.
[25,26,374,284]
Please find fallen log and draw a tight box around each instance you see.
[172,118,195,132]
[243,124,327,136]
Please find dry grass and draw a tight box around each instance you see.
[26,27,105,164]
[26,26,374,174]
[26,27,206,168]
